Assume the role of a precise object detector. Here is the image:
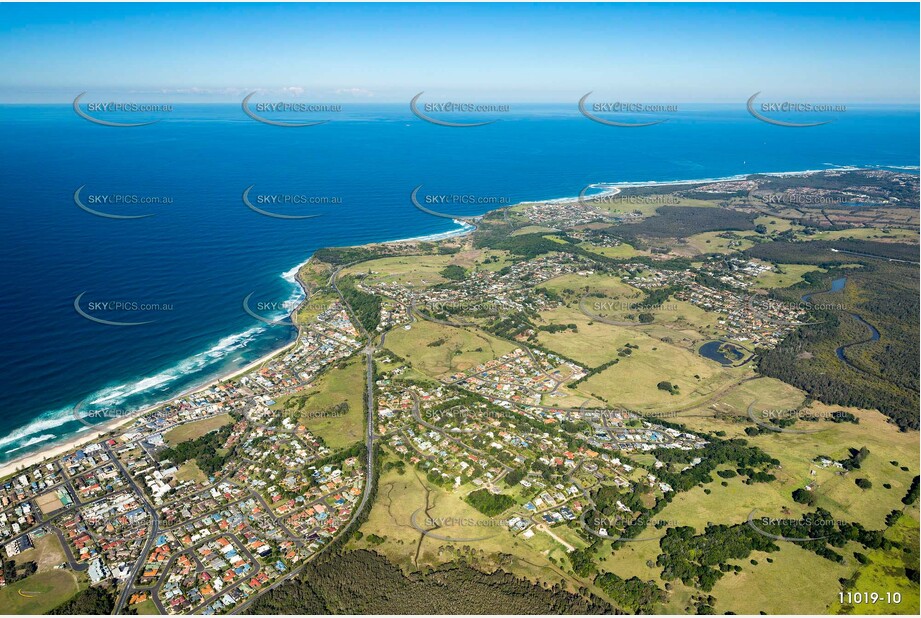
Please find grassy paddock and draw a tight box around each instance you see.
[384,320,516,379]
[0,569,83,614]
[277,355,366,450]
[164,413,232,446]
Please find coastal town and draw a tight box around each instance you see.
[0,295,369,614]
[0,213,734,613]
[1,167,918,615]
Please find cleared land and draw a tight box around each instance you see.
[174,460,207,484]
[831,512,920,615]
[351,456,602,601]
[685,231,755,255]
[275,356,366,450]
[164,413,232,446]
[0,570,82,614]
[578,242,641,259]
[11,532,67,572]
[342,255,454,287]
[131,598,161,615]
[385,320,516,379]
[752,263,826,290]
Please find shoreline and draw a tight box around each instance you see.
[0,164,911,476]
[0,268,309,479]
[0,328,300,480]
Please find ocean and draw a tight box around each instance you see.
[0,102,917,463]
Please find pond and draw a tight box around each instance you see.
[698,340,746,365]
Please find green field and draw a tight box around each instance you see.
[0,570,83,614]
[685,231,755,255]
[809,227,919,244]
[578,339,747,412]
[578,242,641,259]
[294,290,341,325]
[752,263,826,290]
[164,413,233,446]
[755,215,799,233]
[709,543,854,614]
[131,598,161,615]
[384,320,516,378]
[832,513,920,615]
[343,255,455,287]
[275,355,366,450]
[511,225,560,236]
[174,460,207,484]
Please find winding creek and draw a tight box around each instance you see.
[801,277,881,371]
[696,276,882,374]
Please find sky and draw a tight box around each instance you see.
[0,2,918,103]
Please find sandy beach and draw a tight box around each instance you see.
[0,335,299,480]
[0,261,311,481]
[0,165,860,480]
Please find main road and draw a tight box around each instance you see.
[228,264,379,615]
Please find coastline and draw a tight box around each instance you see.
[0,330,300,481]
[1,220,479,475]
[0,268,309,479]
[0,164,907,476]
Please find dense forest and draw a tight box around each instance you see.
[594,572,665,613]
[612,206,756,239]
[746,238,919,264]
[337,275,382,333]
[243,550,613,614]
[48,587,116,615]
[466,488,516,516]
[750,254,919,430]
[157,422,234,475]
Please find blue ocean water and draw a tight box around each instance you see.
[0,103,917,463]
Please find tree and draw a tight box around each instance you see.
[792,488,816,506]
